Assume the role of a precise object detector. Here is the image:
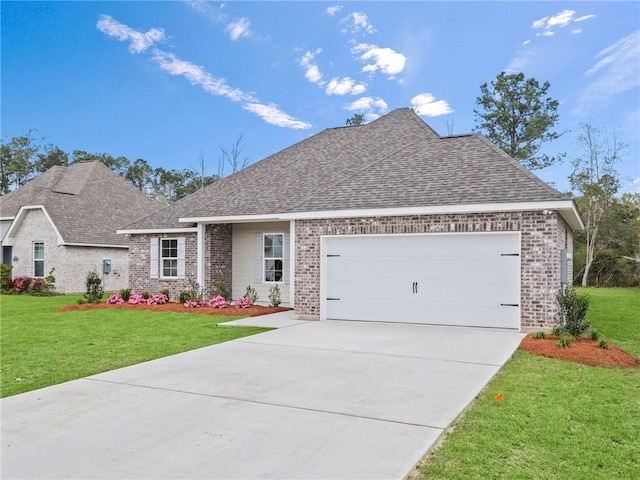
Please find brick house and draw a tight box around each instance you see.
[0,161,159,293]
[120,108,582,331]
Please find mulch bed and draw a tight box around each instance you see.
[58,302,291,318]
[519,334,639,368]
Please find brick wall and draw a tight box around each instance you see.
[128,232,197,301]
[294,211,573,329]
[62,245,129,293]
[204,224,232,297]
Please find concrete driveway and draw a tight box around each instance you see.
[1,316,524,479]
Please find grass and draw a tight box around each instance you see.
[417,287,640,479]
[0,294,267,398]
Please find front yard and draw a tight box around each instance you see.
[416,287,640,479]
[0,294,267,398]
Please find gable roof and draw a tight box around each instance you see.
[122,108,580,231]
[0,161,160,246]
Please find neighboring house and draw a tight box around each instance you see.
[120,108,583,331]
[0,161,160,293]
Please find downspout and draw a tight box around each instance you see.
[196,223,206,294]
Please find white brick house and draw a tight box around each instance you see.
[0,161,159,293]
[120,109,583,331]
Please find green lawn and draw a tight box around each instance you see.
[417,287,640,479]
[0,294,267,398]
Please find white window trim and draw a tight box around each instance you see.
[263,233,284,284]
[33,242,45,278]
[160,238,179,279]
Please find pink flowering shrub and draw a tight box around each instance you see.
[184,299,205,308]
[208,296,229,308]
[106,293,124,304]
[128,293,146,305]
[234,297,253,309]
[147,293,168,305]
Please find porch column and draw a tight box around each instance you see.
[196,222,206,292]
[289,220,295,306]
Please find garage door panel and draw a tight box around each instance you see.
[323,233,521,329]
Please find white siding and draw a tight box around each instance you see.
[232,222,290,306]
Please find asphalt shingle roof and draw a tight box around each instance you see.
[123,108,569,231]
[0,161,160,245]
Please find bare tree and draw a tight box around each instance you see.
[218,134,249,177]
[569,119,625,287]
[444,116,455,136]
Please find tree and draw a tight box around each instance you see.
[71,150,130,176]
[218,134,248,178]
[474,72,563,170]
[346,113,365,126]
[569,119,625,287]
[125,158,155,192]
[35,145,69,174]
[0,130,42,193]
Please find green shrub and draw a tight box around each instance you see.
[213,280,231,301]
[558,335,572,348]
[268,284,281,307]
[589,329,601,341]
[84,270,104,303]
[141,292,151,300]
[551,326,562,336]
[160,288,170,300]
[1,264,14,289]
[119,288,131,302]
[555,286,590,338]
[598,339,609,349]
[533,331,547,340]
[245,285,258,303]
[179,290,191,304]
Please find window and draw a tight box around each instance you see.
[34,243,44,277]
[161,239,178,277]
[264,234,283,282]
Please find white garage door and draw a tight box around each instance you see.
[322,232,521,329]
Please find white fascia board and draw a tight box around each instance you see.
[179,214,282,224]
[117,227,198,235]
[0,216,16,221]
[62,243,129,249]
[175,200,584,231]
[3,205,65,246]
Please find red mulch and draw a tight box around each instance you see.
[519,334,639,368]
[57,302,291,317]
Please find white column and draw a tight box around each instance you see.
[196,223,206,292]
[289,220,296,307]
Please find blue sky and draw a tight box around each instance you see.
[2,1,639,194]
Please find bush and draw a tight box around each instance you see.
[179,290,191,304]
[84,270,104,303]
[533,331,547,340]
[244,285,258,304]
[141,292,151,300]
[268,284,281,307]
[598,339,609,349]
[208,295,228,308]
[213,280,231,301]
[160,288,170,301]
[234,297,252,308]
[1,264,13,290]
[128,293,146,305]
[558,335,572,348]
[184,299,205,308]
[589,330,601,341]
[119,288,131,302]
[107,293,124,304]
[555,286,590,338]
[147,293,168,305]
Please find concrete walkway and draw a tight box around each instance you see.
[1,317,524,479]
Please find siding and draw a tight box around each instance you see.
[232,222,290,306]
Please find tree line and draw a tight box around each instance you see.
[0,132,248,205]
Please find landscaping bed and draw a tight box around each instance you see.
[58,301,291,317]
[519,334,639,368]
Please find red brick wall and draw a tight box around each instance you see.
[294,211,573,329]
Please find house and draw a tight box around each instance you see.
[119,108,583,331]
[0,161,160,293]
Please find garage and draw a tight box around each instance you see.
[321,232,521,329]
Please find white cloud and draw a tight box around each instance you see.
[576,30,640,114]
[341,11,375,35]
[326,77,367,96]
[97,15,165,53]
[411,93,453,117]
[226,17,251,41]
[523,40,531,46]
[572,29,582,35]
[351,43,407,77]
[299,49,325,86]
[243,103,311,129]
[97,16,309,129]
[531,9,595,35]
[150,49,253,103]
[327,5,343,16]
[344,96,388,117]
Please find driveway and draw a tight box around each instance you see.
[1,316,524,479]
